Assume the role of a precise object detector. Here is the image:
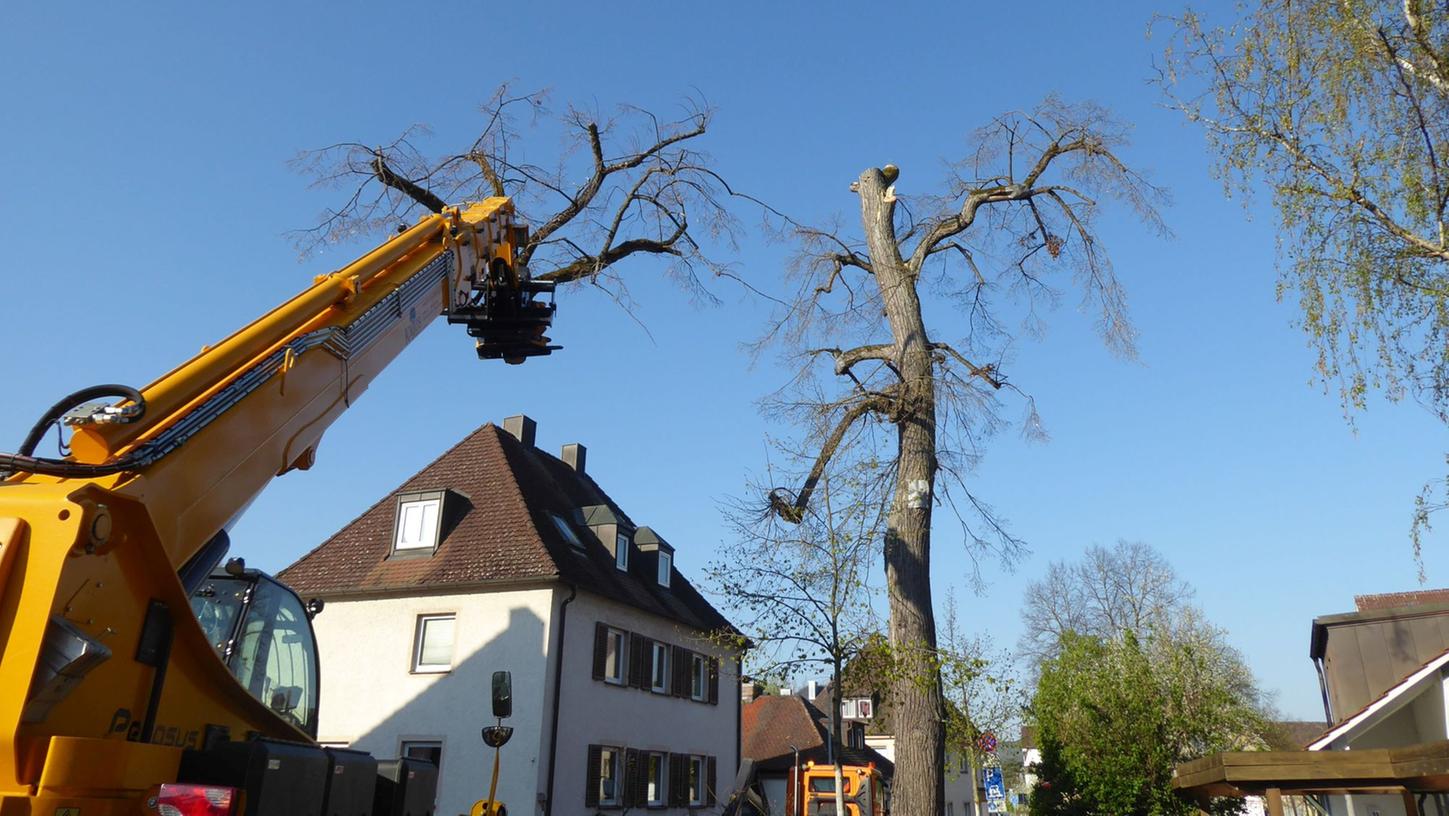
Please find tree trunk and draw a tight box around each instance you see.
[855,167,945,816]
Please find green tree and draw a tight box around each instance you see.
[1157,2,1449,560]
[1029,626,1265,816]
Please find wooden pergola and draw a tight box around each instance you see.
[1175,742,1449,816]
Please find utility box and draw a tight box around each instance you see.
[373,758,438,816]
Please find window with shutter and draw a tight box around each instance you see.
[645,753,667,807]
[598,746,621,807]
[651,641,669,693]
[706,756,717,806]
[603,627,627,685]
[690,653,708,701]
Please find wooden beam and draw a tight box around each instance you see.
[1402,790,1419,816]
[1266,787,1284,816]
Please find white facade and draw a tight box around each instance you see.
[313,586,558,816]
[312,584,738,816]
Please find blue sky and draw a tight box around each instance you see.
[3,1,1446,722]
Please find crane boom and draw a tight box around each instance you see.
[0,198,554,812]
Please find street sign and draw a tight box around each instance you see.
[983,766,1005,814]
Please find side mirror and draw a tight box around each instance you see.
[491,670,512,719]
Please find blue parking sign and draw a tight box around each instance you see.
[983,766,1006,814]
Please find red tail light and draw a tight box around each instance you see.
[146,783,240,816]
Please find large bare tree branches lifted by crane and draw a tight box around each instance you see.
[292,87,740,312]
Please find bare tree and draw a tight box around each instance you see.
[760,97,1167,816]
[939,591,1023,779]
[1018,540,1195,668]
[708,470,884,816]
[292,86,740,306]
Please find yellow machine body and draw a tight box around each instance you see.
[0,199,545,815]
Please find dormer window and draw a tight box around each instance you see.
[657,550,672,587]
[393,492,443,554]
[615,533,629,571]
[552,514,584,549]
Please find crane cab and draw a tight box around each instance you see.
[189,563,321,737]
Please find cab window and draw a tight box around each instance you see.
[230,578,320,736]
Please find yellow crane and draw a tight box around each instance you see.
[0,198,551,816]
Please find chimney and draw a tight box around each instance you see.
[806,679,819,700]
[562,443,587,473]
[741,679,762,704]
[502,415,536,447]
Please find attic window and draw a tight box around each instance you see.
[615,533,630,571]
[552,514,584,549]
[394,492,443,554]
[657,550,672,588]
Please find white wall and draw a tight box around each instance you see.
[312,587,557,816]
[551,591,740,816]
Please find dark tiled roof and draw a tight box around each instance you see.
[1355,588,1449,611]
[741,695,893,775]
[278,422,734,633]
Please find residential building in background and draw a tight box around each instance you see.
[739,682,893,816]
[279,416,740,816]
[1304,589,1449,816]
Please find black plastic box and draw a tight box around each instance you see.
[179,738,328,816]
[373,758,438,816]
[322,747,378,816]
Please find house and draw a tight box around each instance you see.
[808,681,980,816]
[1310,589,1449,727]
[739,683,893,816]
[1297,590,1449,816]
[278,415,741,816]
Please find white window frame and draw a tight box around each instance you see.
[657,550,672,587]
[690,653,708,701]
[604,627,628,685]
[599,746,622,807]
[646,752,667,807]
[412,614,456,673]
[394,495,442,553]
[615,532,630,571]
[688,755,707,806]
[651,641,669,693]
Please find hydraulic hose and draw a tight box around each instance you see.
[1,384,146,478]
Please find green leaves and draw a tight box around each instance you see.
[1029,627,1265,816]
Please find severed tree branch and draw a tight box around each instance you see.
[769,393,895,523]
[370,151,447,214]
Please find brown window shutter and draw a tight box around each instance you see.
[586,744,602,807]
[624,748,640,807]
[707,756,717,805]
[669,753,687,807]
[629,633,648,688]
[672,646,689,698]
[593,623,608,681]
[707,656,720,705]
